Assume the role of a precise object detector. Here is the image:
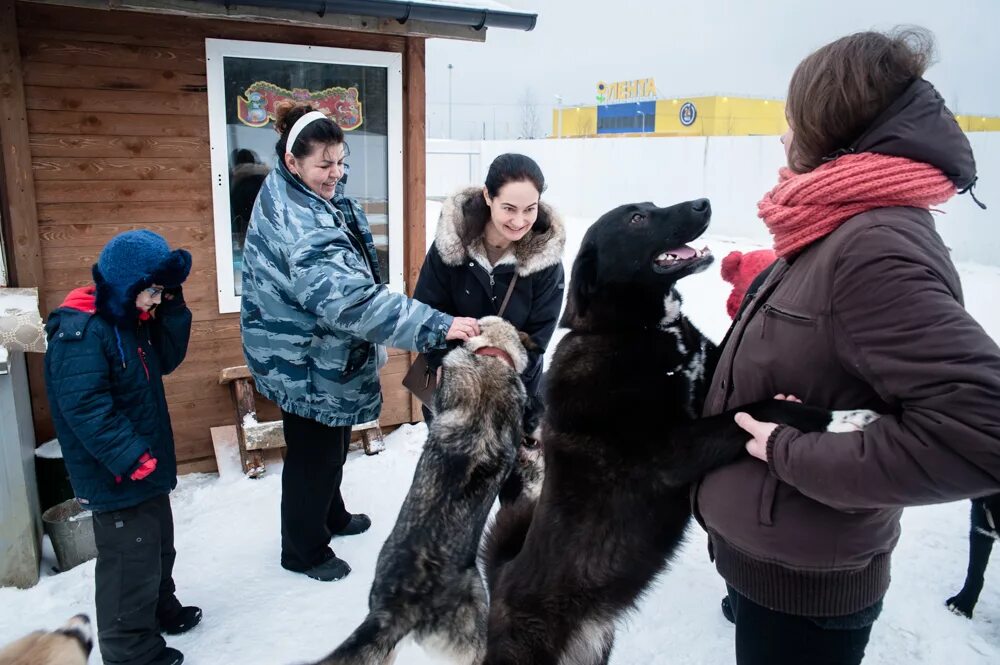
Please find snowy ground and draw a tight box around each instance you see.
[2,214,1000,663]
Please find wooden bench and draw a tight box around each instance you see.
[218,366,385,478]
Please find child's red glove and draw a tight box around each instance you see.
[130,452,158,481]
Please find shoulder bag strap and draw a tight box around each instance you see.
[497,273,519,317]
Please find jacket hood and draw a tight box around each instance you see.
[61,285,97,314]
[46,287,98,343]
[93,248,191,327]
[435,186,566,277]
[850,78,977,191]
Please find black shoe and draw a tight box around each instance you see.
[302,555,351,582]
[721,596,736,624]
[334,513,371,537]
[149,646,184,665]
[159,605,202,635]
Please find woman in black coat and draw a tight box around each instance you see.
[414,153,565,424]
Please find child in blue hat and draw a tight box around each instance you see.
[44,230,198,665]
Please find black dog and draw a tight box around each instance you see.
[947,493,1000,618]
[481,199,880,665]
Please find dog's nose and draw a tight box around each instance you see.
[690,198,711,213]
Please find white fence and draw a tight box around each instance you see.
[427,134,1000,266]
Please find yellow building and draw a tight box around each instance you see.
[554,96,1000,138]
[553,96,786,138]
[955,115,1000,132]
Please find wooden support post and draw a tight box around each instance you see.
[230,378,265,478]
[353,420,385,455]
[404,37,428,424]
[0,0,53,444]
[0,0,44,292]
[403,37,427,300]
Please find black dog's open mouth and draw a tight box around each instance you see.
[653,244,712,272]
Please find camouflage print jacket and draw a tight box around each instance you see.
[241,162,453,427]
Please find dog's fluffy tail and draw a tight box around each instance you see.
[311,613,407,665]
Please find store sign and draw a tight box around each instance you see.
[237,81,363,130]
[679,101,697,126]
[597,78,657,103]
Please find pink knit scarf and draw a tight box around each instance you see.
[758,152,956,258]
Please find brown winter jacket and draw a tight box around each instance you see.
[694,79,1000,617]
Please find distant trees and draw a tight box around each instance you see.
[519,87,541,139]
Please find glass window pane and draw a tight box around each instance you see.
[221,56,391,295]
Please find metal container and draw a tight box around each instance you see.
[41,498,98,572]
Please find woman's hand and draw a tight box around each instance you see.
[737,394,800,461]
[446,317,480,341]
[735,413,778,461]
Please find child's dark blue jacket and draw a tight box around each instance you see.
[44,285,192,512]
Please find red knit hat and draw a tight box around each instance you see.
[720,249,776,320]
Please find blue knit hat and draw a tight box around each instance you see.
[93,230,192,324]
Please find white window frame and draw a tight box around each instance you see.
[205,38,405,314]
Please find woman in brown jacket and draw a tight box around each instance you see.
[694,28,1000,665]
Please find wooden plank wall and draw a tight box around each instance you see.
[14,1,425,472]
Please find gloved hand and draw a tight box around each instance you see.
[130,452,158,481]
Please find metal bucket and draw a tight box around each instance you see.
[41,498,98,572]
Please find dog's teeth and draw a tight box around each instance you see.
[656,252,668,261]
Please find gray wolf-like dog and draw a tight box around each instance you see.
[310,316,530,665]
[0,614,92,665]
[481,199,881,665]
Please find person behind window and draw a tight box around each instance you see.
[230,148,269,245]
[693,28,1000,665]
[240,102,479,582]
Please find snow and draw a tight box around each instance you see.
[3,216,1000,663]
[65,510,93,524]
[34,438,63,460]
[0,290,41,317]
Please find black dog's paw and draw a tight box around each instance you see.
[945,594,975,619]
[826,409,881,433]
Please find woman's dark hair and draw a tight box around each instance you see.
[274,102,345,160]
[233,148,260,165]
[459,153,550,247]
[785,27,935,173]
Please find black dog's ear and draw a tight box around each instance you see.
[566,244,598,320]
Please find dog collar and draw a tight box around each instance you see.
[474,346,516,369]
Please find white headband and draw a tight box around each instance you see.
[284,111,328,156]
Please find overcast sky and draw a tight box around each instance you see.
[424,0,998,140]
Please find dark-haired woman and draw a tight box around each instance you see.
[413,153,566,426]
[241,103,480,582]
[693,29,1000,664]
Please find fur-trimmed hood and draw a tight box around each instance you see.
[434,187,566,277]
